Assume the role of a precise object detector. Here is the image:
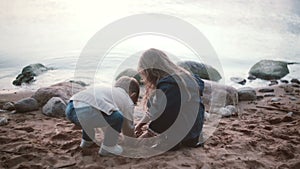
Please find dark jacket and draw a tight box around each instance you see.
[148,73,205,143]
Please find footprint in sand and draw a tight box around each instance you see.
[3,154,40,168]
[61,140,81,150]
[51,133,71,141]
[15,126,34,133]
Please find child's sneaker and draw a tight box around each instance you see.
[80,139,94,148]
[99,144,123,156]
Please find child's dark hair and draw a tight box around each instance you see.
[114,76,140,96]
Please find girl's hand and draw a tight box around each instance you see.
[135,123,146,137]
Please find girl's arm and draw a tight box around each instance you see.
[135,113,150,136]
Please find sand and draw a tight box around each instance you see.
[0,84,299,169]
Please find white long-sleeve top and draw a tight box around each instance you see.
[70,86,135,137]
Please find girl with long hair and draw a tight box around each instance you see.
[135,48,205,150]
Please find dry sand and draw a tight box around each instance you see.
[0,84,299,169]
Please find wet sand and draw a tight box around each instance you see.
[0,84,299,169]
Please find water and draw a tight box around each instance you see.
[0,0,300,91]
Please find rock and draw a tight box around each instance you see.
[249,60,291,80]
[13,63,50,86]
[0,117,8,126]
[257,95,264,100]
[268,117,282,124]
[280,80,289,84]
[282,115,294,122]
[177,61,222,82]
[2,102,15,111]
[247,75,257,80]
[291,78,300,84]
[204,111,210,120]
[202,80,238,108]
[217,105,238,117]
[14,97,39,113]
[32,81,85,106]
[264,94,275,97]
[115,68,142,84]
[218,107,232,117]
[225,105,238,115]
[269,80,278,86]
[0,99,8,109]
[286,112,293,117]
[289,96,297,101]
[42,97,66,117]
[270,97,281,102]
[238,87,256,101]
[258,88,274,93]
[230,77,246,85]
[0,109,7,113]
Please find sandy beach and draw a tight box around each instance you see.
[0,83,299,169]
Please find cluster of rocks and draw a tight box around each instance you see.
[115,59,299,118]
[1,81,86,119]
[230,60,299,86]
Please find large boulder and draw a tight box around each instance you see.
[32,81,85,106]
[202,80,238,110]
[14,97,39,113]
[42,97,66,117]
[116,68,142,84]
[249,60,293,80]
[177,61,222,82]
[13,63,51,86]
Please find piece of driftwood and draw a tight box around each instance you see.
[256,105,300,113]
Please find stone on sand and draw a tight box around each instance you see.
[286,112,293,117]
[14,97,39,113]
[2,102,15,111]
[238,87,256,101]
[269,80,278,86]
[249,60,291,80]
[258,88,274,93]
[202,80,238,108]
[0,99,8,109]
[291,78,300,84]
[42,97,66,117]
[217,105,238,117]
[270,97,281,102]
[32,81,85,106]
[177,61,222,82]
[0,117,8,126]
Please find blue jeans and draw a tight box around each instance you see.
[65,101,123,146]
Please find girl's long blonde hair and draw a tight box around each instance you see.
[137,48,194,107]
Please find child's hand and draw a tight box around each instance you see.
[135,123,146,137]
